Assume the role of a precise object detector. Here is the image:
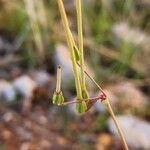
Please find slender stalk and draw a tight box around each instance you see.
[56,66,61,93]
[76,0,86,90]
[69,30,78,51]
[56,0,82,99]
[77,63,128,150]
[102,100,129,150]
[77,62,105,94]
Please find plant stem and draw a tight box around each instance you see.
[56,66,61,93]
[62,94,103,106]
[56,1,128,149]
[77,63,128,150]
[76,0,86,91]
[56,0,82,99]
[102,99,129,150]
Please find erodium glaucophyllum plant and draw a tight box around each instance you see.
[52,0,129,150]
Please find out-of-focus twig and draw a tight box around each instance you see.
[0,55,22,68]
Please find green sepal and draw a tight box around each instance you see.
[52,91,64,105]
[82,89,89,99]
[73,45,80,61]
[76,101,87,113]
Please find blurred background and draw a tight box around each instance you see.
[0,0,150,149]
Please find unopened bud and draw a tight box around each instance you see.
[52,91,64,105]
[82,89,89,99]
[76,101,87,113]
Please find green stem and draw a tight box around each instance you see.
[76,0,86,90]
[56,0,82,99]
[102,99,129,150]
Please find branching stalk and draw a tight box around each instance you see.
[56,1,128,149]
[78,64,129,150]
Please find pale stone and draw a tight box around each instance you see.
[105,81,148,112]
[108,115,150,149]
[0,79,15,102]
[13,75,36,98]
[30,70,50,86]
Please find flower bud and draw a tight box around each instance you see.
[52,91,64,105]
[76,101,87,113]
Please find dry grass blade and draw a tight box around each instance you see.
[24,0,44,59]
